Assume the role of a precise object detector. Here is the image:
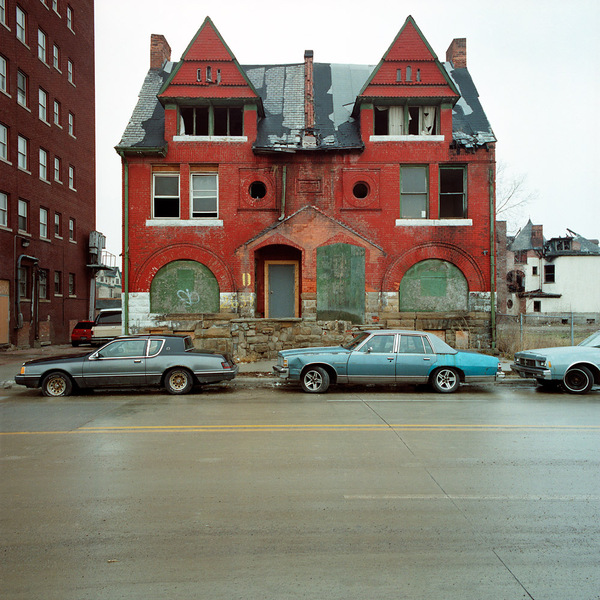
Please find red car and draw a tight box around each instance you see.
[71,321,94,347]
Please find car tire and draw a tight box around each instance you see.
[430,367,460,393]
[301,366,330,393]
[164,368,194,395]
[41,372,74,397]
[71,341,79,347]
[562,366,594,395]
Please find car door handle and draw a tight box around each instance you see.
[422,357,431,361]
[133,360,142,363]
[387,356,395,361]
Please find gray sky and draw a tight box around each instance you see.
[95,0,600,257]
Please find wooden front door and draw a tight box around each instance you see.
[265,261,299,318]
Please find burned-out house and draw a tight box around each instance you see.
[116,16,498,357]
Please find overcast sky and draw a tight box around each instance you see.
[95,0,600,257]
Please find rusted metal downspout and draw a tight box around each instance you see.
[278,165,287,221]
[489,168,496,349]
[123,161,129,334]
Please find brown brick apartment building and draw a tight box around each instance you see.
[0,0,96,347]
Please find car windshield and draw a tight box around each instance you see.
[579,331,600,348]
[343,332,371,350]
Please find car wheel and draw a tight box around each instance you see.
[301,366,330,393]
[562,366,594,395]
[164,368,193,395]
[430,367,460,393]
[41,372,73,397]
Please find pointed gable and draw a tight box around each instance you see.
[159,17,262,105]
[359,16,459,101]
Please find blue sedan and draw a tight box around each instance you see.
[273,330,504,393]
[511,330,600,394]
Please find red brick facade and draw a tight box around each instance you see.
[0,0,96,347]
[118,17,498,354]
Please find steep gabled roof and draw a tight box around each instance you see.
[358,16,460,102]
[158,17,262,110]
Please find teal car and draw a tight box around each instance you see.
[511,330,600,394]
[273,330,504,393]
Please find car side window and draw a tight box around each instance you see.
[148,339,163,356]
[98,339,147,358]
[399,335,426,354]
[363,334,395,353]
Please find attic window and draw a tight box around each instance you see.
[196,69,202,82]
[373,105,437,136]
[180,106,243,136]
[406,66,412,81]
[206,66,212,82]
[416,69,421,82]
[396,69,402,82]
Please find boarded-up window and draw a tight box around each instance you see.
[150,260,219,314]
[399,260,468,312]
[317,244,365,323]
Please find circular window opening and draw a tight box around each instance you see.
[353,182,369,199]
[249,181,267,199]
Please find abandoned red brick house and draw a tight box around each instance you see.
[116,16,498,358]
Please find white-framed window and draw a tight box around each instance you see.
[54,212,61,237]
[400,165,428,219]
[439,166,467,218]
[19,266,29,298]
[68,111,74,136]
[39,88,48,122]
[17,70,28,107]
[17,135,28,170]
[54,156,61,182]
[190,173,218,218]
[53,100,61,125]
[52,0,59,14]
[68,165,75,189]
[39,269,48,299]
[152,173,179,218]
[0,0,6,26]
[18,198,28,232]
[0,123,8,161]
[68,273,75,296]
[40,207,48,238]
[68,217,75,240]
[37,29,47,62]
[66,5,73,31]
[52,44,60,70]
[39,147,48,180]
[54,270,62,295]
[67,59,73,84]
[0,55,7,94]
[16,6,27,44]
[0,192,7,227]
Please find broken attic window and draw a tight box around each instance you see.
[214,106,243,136]
[439,167,466,218]
[206,66,212,82]
[180,106,243,136]
[374,105,403,135]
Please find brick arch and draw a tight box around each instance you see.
[131,244,236,292]
[381,242,486,292]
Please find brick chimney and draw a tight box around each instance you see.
[304,50,315,130]
[446,38,467,68]
[150,34,171,70]
[531,224,544,248]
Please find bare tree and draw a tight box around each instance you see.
[495,161,538,233]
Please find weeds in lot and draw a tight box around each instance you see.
[497,324,597,357]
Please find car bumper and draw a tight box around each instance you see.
[273,365,290,379]
[15,374,40,388]
[511,364,552,380]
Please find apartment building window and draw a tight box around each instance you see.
[53,44,60,70]
[39,148,48,180]
[54,156,61,181]
[16,6,27,44]
[544,264,555,284]
[19,267,29,298]
[54,212,61,237]
[0,192,7,227]
[191,173,218,218]
[68,273,75,296]
[40,207,48,238]
[54,271,62,295]
[0,55,7,94]
[39,88,48,122]
[53,100,61,125]
[153,173,179,218]
[18,199,28,232]
[68,217,75,240]
[400,166,428,218]
[0,123,7,161]
[17,70,28,107]
[439,166,466,218]
[67,59,73,84]
[39,269,48,299]
[38,29,47,63]
[66,5,73,31]
[52,0,59,14]
[68,111,74,136]
[0,0,6,26]
[17,135,28,170]
[180,106,243,136]
[68,165,75,189]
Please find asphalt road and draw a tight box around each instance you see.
[1,382,599,600]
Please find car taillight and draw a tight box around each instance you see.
[221,361,231,369]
